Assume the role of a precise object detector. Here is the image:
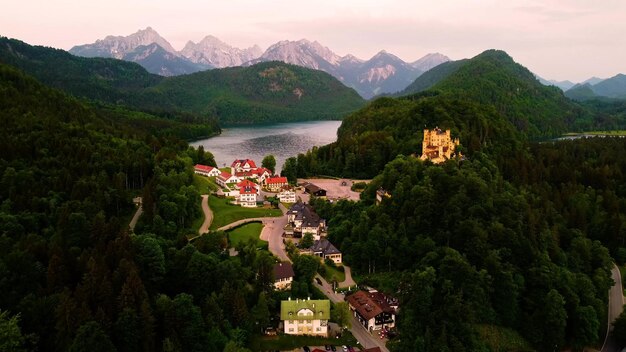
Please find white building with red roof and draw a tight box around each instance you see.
[235,167,272,183]
[194,164,220,177]
[231,159,258,173]
[216,171,241,188]
[264,176,289,192]
[237,184,258,207]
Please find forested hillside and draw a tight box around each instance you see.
[0,64,280,351]
[310,138,626,350]
[0,37,364,126]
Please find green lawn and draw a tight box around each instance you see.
[193,174,218,194]
[250,332,358,351]
[209,196,282,230]
[227,222,267,249]
[320,264,346,284]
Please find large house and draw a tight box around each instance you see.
[216,171,241,188]
[231,159,258,173]
[237,184,258,207]
[194,164,220,177]
[420,128,461,164]
[305,239,342,264]
[273,262,294,290]
[281,298,330,336]
[285,202,326,238]
[346,290,397,331]
[264,176,289,192]
[235,167,272,183]
[278,188,296,203]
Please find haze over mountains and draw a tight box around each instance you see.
[565,74,626,101]
[69,27,450,98]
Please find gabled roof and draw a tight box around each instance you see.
[280,299,330,320]
[219,171,233,180]
[310,239,340,255]
[231,158,257,169]
[266,176,288,184]
[240,186,258,195]
[194,164,216,172]
[237,179,258,188]
[273,262,294,280]
[346,290,396,321]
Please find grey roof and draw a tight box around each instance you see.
[289,202,324,228]
[310,239,341,255]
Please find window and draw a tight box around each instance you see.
[289,328,294,332]
[316,327,321,331]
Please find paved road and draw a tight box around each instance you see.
[198,195,213,235]
[339,265,357,288]
[313,274,389,352]
[128,197,143,232]
[261,215,290,262]
[601,264,625,352]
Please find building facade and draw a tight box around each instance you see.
[273,262,294,290]
[346,290,396,331]
[194,164,221,177]
[281,298,330,336]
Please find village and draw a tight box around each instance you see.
[186,128,460,351]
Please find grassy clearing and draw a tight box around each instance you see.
[227,222,267,249]
[193,174,219,194]
[477,324,533,352]
[209,196,282,230]
[250,332,358,351]
[320,264,346,284]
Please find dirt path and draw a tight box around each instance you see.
[338,265,357,288]
[198,195,213,235]
[128,197,143,232]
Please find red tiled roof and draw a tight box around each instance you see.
[240,186,258,194]
[195,164,215,172]
[346,290,395,321]
[237,180,258,188]
[231,159,257,169]
[266,176,288,184]
[219,171,232,179]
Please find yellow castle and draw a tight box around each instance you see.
[420,128,461,164]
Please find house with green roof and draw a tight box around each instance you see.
[281,298,330,336]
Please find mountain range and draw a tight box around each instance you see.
[69,27,450,98]
[1,36,364,125]
[565,74,626,101]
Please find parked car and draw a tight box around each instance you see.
[330,346,337,352]
[325,345,331,351]
[342,346,348,352]
[303,346,310,352]
[315,277,322,285]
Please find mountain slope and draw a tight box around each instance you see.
[396,59,467,95]
[70,27,176,58]
[123,43,211,76]
[535,75,575,91]
[0,37,364,125]
[402,50,586,137]
[138,61,365,124]
[411,52,450,71]
[0,36,162,102]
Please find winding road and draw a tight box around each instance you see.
[601,264,624,352]
[198,195,213,235]
[128,197,143,232]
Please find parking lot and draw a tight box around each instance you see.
[297,178,371,202]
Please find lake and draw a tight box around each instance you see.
[190,120,341,171]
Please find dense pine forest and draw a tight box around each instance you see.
[0,64,287,351]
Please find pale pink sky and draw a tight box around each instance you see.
[1,0,624,82]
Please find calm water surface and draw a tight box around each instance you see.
[190,120,341,171]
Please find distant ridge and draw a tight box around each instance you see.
[566,74,626,101]
[68,27,450,98]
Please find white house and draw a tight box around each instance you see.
[237,185,258,207]
[216,171,241,188]
[278,189,296,203]
[231,159,258,173]
[273,262,294,290]
[281,298,330,336]
[346,290,396,331]
[194,164,221,177]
